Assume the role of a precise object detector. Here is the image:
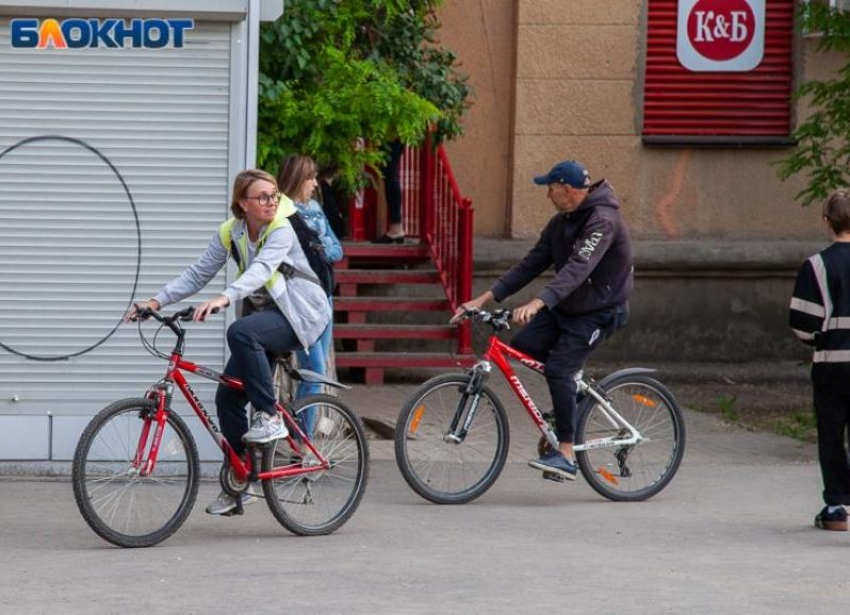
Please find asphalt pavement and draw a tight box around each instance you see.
[0,373,843,615]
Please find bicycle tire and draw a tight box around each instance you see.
[394,373,510,505]
[72,398,200,548]
[575,375,685,502]
[262,395,369,536]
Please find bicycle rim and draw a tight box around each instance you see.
[263,395,368,535]
[395,376,508,504]
[577,377,685,501]
[72,400,198,547]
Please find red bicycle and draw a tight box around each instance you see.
[72,306,369,548]
[394,308,685,504]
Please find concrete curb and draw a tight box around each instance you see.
[474,238,825,272]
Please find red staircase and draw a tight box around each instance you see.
[336,138,475,384]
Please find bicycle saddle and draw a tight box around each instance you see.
[282,361,351,390]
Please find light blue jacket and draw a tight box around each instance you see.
[295,199,343,263]
[153,217,332,350]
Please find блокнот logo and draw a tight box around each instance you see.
[11,18,194,49]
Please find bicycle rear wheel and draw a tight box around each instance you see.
[394,374,509,505]
[575,375,685,502]
[262,395,369,536]
[72,398,199,547]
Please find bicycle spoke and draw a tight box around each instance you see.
[75,404,197,545]
[264,397,366,534]
[578,379,683,501]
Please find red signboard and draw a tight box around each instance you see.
[642,0,794,142]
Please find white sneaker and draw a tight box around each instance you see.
[243,411,288,444]
[205,483,261,516]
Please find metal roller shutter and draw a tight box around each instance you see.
[0,19,233,459]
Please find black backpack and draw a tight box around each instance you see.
[287,212,335,297]
[226,213,335,297]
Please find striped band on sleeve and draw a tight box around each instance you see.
[789,297,825,318]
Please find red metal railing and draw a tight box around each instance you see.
[347,136,474,355]
[402,136,473,355]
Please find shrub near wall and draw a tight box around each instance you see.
[257,0,471,188]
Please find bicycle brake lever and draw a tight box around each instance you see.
[450,306,475,325]
[180,306,220,322]
[191,306,221,323]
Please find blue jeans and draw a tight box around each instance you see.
[294,315,333,438]
[215,309,300,456]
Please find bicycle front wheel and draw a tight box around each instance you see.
[394,374,509,505]
[575,375,685,502]
[263,395,369,536]
[72,398,200,548]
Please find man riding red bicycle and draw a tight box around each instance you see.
[455,160,633,481]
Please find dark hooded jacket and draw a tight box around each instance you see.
[490,180,633,315]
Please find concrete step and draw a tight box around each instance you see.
[336,351,476,369]
[334,324,458,340]
[339,242,430,268]
[336,269,441,285]
[334,297,450,312]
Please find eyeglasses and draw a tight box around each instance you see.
[244,193,281,206]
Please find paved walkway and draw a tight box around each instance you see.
[345,372,816,466]
[1,375,843,615]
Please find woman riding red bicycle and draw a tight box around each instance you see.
[125,169,331,516]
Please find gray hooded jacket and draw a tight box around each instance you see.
[154,218,331,350]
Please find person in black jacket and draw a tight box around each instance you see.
[789,189,850,531]
[454,160,633,481]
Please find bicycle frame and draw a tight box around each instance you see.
[465,334,643,453]
[134,350,329,483]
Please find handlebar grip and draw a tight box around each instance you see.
[132,305,159,322]
[179,306,220,322]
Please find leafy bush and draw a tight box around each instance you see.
[778,3,850,205]
[258,0,471,189]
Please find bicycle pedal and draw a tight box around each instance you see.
[542,471,566,483]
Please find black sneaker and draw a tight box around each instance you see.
[528,450,577,481]
[815,506,848,531]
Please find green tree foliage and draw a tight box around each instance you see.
[257,0,471,188]
[778,3,850,205]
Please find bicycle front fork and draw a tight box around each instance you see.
[136,388,171,477]
[445,363,490,443]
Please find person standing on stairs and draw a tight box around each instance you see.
[372,139,406,244]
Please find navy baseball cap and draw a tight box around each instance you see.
[533,160,591,188]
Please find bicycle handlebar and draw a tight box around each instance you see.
[133,305,219,326]
[453,307,512,331]
[130,305,220,359]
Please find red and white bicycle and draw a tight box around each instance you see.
[72,306,369,548]
[394,308,685,504]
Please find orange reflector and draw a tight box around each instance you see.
[410,405,425,435]
[598,468,619,485]
[633,394,657,407]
